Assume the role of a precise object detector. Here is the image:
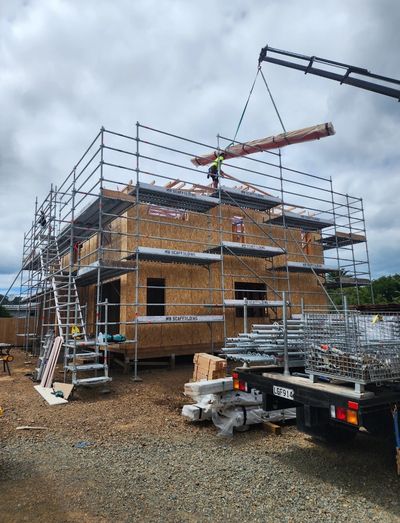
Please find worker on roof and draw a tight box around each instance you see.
[207,153,224,189]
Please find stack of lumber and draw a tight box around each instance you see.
[184,377,233,398]
[40,336,63,388]
[193,353,227,381]
[34,336,69,406]
[191,122,335,165]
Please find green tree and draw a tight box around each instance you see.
[328,273,400,307]
[0,305,11,317]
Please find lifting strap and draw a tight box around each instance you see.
[229,64,288,148]
[259,67,287,133]
[230,67,260,146]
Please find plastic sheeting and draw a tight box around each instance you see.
[212,406,267,437]
[191,122,335,166]
[182,385,297,436]
[181,394,214,421]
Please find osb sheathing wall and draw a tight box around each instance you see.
[78,201,328,357]
[62,215,125,271]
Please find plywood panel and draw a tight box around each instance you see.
[78,199,329,357]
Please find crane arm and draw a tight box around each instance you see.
[258,45,400,100]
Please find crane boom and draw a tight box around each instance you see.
[258,45,400,100]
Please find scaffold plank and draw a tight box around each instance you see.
[76,259,137,286]
[272,261,339,273]
[318,231,366,250]
[265,210,333,231]
[223,299,284,307]
[130,246,221,265]
[325,277,371,288]
[207,241,285,258]
[136,315,224,324]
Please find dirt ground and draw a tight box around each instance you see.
[1,349,400,523]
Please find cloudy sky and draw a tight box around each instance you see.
[1,0,399,293]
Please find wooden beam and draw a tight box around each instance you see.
[191,122,335,166]
[261,420,282,435]
[101,188,136,203]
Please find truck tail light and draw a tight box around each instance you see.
[232,372,248,392]
[336,407,347,421]
[232,372,239,390]
[347,401,359,411]
[238,380,248,392]
[330,405,359,426]
[346,409,358,425]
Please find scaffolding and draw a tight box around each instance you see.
[18,123,373,382]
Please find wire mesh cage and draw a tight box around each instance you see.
[304,311,400,384]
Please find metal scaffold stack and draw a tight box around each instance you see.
[17,122,373,382]
[222,313,305,368]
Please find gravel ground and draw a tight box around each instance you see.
[1,350,400,522]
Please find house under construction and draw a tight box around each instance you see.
[18,123,373,385]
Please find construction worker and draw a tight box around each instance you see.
[207,153,224,188]
[39,211,46,227]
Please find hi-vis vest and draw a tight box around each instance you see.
[211,155,224,170]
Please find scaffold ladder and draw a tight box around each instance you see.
[38,242,111,386]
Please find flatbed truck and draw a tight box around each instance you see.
[233,367,400,447]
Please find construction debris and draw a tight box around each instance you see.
[261,421,282,435]
[192,353,227,381]
[16,426,47,431]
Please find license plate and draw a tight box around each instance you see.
[273,385,294,400]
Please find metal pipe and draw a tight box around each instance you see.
[283,291,290,376]
[243,298,248,334]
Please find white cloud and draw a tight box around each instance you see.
[1,0,399,293]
